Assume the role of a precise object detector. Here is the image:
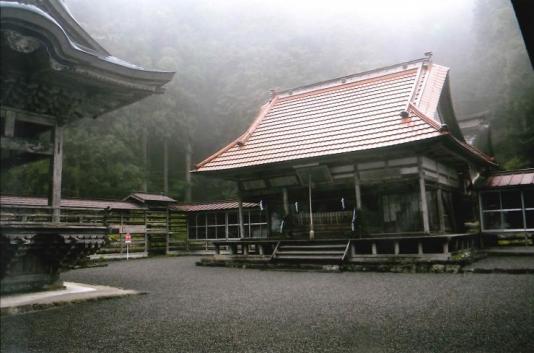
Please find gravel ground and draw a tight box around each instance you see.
[2,257,534,353]
[464,256,534,271]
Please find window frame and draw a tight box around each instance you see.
[480,189,533,232]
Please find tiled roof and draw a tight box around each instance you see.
[173,201,259,212]
[0,195,141,209]
[195,57,487,173]
[126,193,176,203]
[481,169,534,189]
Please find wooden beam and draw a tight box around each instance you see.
[1,136,53,155]
[282,187,289,215]
[3,112,15,137]
[418,157,430,234]
[238,193,245,238]
[437,188,446,233]
[0,107,55,126]
[48,125,64,222]
[353,164,362,210]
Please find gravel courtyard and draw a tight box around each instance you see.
[2,257,533,353]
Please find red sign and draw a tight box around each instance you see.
[124,233,132,244]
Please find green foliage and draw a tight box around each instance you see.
[3,0,532,201]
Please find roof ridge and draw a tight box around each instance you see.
[407,103,442,130]
[194,97,279,170]
[277,56,430,97]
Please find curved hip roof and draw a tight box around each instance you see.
[195,56,493,173]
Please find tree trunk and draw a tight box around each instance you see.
[163,138,169,194]
[142,129,148,192]
[184,136,192,202]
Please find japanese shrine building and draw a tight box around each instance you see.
[194,54,496,241]
[0,0,174,293]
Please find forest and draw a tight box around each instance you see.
[1,0,533,202]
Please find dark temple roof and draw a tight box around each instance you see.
[1,0,175,121]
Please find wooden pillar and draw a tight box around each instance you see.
[282,187,289,215]
[163,139,169,194]
[418,241,423,255]
[238,194,245,238]
[437,188,446,233]
[308,175,315,240]
[48,124,64,222]
[142,129,148,192]
[184,138,192,202]
[371,242,377,255]
[442,240,449,255]
[3,113,15,137]
[354,165,362,210]
[144,211,148,253]
[418,157,430,234]
[394,241,400,255]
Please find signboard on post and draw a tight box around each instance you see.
[124,233,132,260]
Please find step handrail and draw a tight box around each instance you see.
[270,241,281,261]
[341,240,351,262]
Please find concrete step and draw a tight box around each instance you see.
[275,255,343,260]
[280,244,347,250]
[276,250,345,256]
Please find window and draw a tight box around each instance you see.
[480,189,534,231]
[188,210,268,239]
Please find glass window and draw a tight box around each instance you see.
[228,212,238,224]
[526,211,534,229]
[502,211,524,229]
[228,226,239,238]
[250,210,264,223]
[197,226,206,239]
[524,189,534,208]
[188,226,196,239]
[481,192,500,210]
[216,226,226,239]
[483,212,501,230]
[502,190,521,209]
[207,214,216,226]
[216,213,226,225]
[207,226,216,239]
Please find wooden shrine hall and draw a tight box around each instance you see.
[194,54,498,267]
[0,0,174,293]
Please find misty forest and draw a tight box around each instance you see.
[2,0,533,202]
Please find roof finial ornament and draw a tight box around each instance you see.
[269,89,277,100]
[424,51,433,61]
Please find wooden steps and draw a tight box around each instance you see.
[273,240,349,263]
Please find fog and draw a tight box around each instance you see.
[2,0,532,200]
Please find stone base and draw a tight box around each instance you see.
[1,223,107,294]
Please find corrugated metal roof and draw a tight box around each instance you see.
[482,169,534,188]
[0,195,141,209]
[126,193,176,203]
[174,201,259,212]
[195,58,455,172]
